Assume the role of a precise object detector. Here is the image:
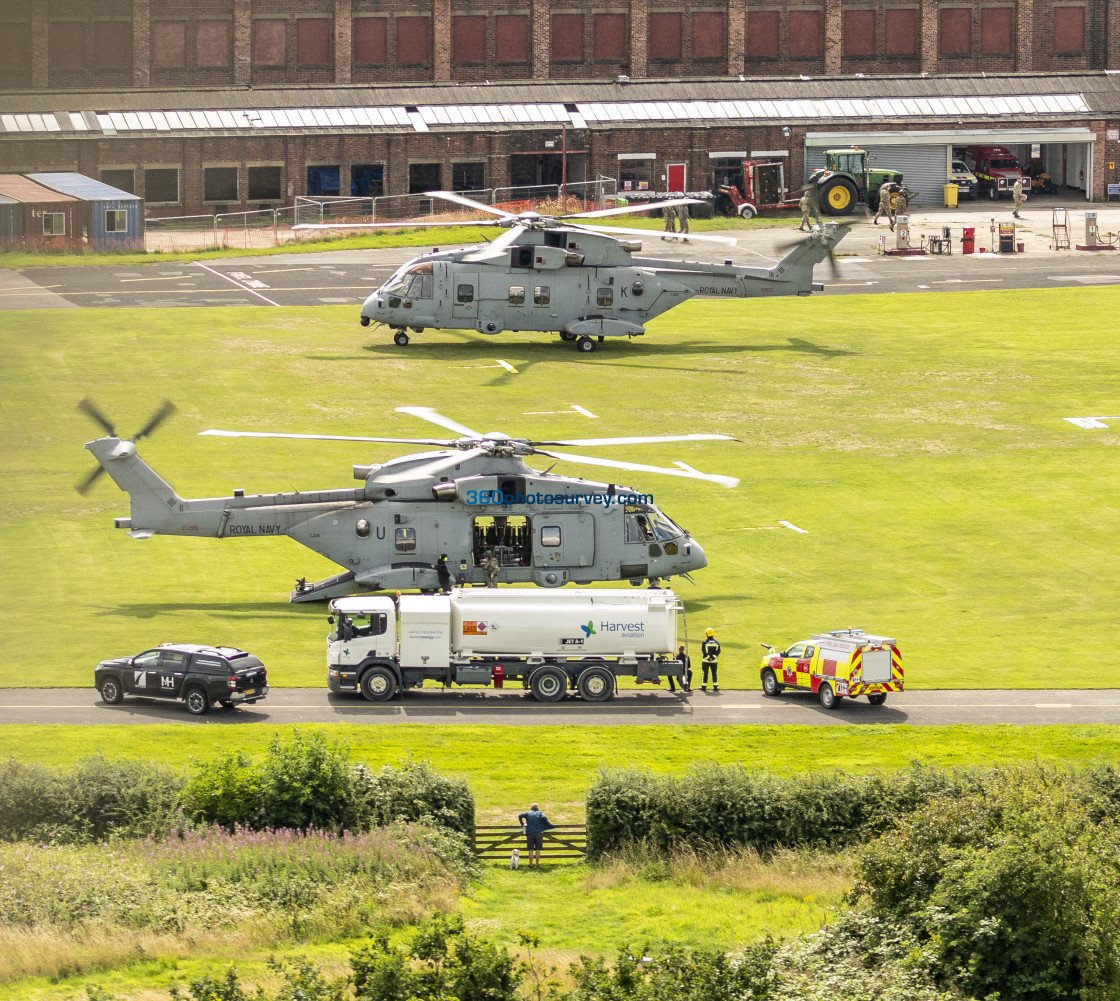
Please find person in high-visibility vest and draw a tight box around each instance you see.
[700,627,721,691]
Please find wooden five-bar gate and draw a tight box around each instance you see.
[474,824,587,863]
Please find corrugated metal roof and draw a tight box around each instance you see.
[0,174,80,202]
[26,172,141,201]
[2,72,1118,140]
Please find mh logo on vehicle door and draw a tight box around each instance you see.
[133,671,147,686]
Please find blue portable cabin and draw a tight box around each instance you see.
[26,172,143,250]
[0,193,22,245]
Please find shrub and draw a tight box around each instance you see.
[256,730,356,831]
[351,759,475,839]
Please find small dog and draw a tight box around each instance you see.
[510,848,520,869]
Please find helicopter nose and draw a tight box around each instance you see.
[684,537,708,571]
[360,291,382,323]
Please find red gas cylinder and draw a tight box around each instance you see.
[492,664,504,689]
[962,226,975,254]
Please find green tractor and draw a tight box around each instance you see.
[809,147,908,216]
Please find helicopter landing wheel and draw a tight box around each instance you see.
[393,330,410,346]
[576,336,597,353]
[560,331,577,342]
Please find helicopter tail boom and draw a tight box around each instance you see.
[84,436,183,538]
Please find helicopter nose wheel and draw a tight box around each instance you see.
[393,330,410,346]
[576,336,597,353]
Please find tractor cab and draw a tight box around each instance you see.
[823,149,869,185]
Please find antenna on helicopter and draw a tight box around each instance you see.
[76,399,177,495]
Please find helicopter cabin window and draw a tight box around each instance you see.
[624,503,682,544]
[508,285,526,305]
[456,284,474,303]
[540,526,562,547]
[534,285,550,305]
[472,515,530,568]
[394,527,417,552]
[597,287,613,307]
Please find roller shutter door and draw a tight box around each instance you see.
[806,144,949,207]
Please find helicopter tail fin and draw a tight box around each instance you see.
[84,437,182,538]
[770,222,851,290]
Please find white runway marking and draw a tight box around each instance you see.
[1064,416,1120,429]
[193,262,281,306]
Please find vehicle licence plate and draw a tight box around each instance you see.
[243,688,255,696]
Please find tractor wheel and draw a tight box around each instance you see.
[821,179,858,216]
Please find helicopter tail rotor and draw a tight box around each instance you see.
[77,399,177,494]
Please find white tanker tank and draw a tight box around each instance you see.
[327,587,689,703]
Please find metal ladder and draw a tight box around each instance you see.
[1052,207,1070,250]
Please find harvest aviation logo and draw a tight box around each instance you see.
[580,620,596,638]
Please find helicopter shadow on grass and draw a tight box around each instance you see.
[93,602,299,620]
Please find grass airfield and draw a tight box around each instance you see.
[1,284,1119,690]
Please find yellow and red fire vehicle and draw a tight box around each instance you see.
[759,629,903,710]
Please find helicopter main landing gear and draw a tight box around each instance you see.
[560,331,577,342]
[576,336,597,353]
[393,329,409,346]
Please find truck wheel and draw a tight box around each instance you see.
[867,693,888,706]
[761,668,783,697]
[577,666,615,703]
[530,665,568,703]
[360,666,397,702]
[99,678,123,704]
[821,179,857,216]
[185,687,210,715]
[818,682,839,710]
[738,203,757,219]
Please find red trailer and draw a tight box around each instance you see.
[716,160,800,218]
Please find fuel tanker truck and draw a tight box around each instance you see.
[326,587,688,702]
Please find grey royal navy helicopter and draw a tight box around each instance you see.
[356,191,849,352]
[79,401,739,602]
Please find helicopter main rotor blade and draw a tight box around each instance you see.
[532,433,737,447]
[376,448,488,485]
[78,398,118,437]
[133,400,177,442]
[395,407,483,439]
[293,219,503,231]
[569,222,739,247]
[199,429,460,446]
[424,190,516,220]
[462,225,526,263]
[534,449,739,490]
[567,198,705,220]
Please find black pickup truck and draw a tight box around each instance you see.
[95,644,269,715]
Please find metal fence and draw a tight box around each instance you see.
[142,177,620,252]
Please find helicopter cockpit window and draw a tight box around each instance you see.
[597,287,613,307]
[624,503,683,543]
[508,285,525,305]
[540,526,561,548]
[394,527,416,552]
[384,263,433,299]
[456,284,474,303]
[534,286,550,305]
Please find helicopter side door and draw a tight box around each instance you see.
[451,271,478,322]
[532,512,596,568]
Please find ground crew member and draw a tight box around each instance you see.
[1012,177,1024,219]
[806,185,822,227]
[700,628,721,691]
[873,182,894,230]
[483,547,500,587]
[436,554,451,592]
[677,198,690,244]
[662,201,678,240]
[894,187,909,220]
[798,191,812,231]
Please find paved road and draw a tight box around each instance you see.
[1,687,1117,726]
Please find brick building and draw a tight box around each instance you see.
[1,0,1119,211]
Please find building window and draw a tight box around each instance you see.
[495,14,528,62]
[196,20,231,67]
[145,168,179,203]
[394,528,416,552]
[691,12,725,59]
[204,167,238,202]
[152,21,187,68]
[534,285,550,305]
[105,209,127,232]
[4,22,32,76]
[296,18,331,66]
[746,11,780,58]
[409,162,440,193]
[43,213,66,236]
[248,166,282,200]
[100,169,134,193]
[253,19,287,66]
[307,166,341,196]
[842,10,876,55]
[884,8,918,54]
[1052,6,1084,52]
[452,162,485,192]
[939,7,972,54]
[649,13,682,59]
[353,17,387,63]
[788,11,822,57]
[593,13,626,60]
[979,7,1013,53]
[619,157,652,191]
[452,16,485,62]
[50,21,85,70]
[509,285,526,305]
[351,164,384,197]
[551,13,583,60]
[93,21,131,69]
[396,16,430,64]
